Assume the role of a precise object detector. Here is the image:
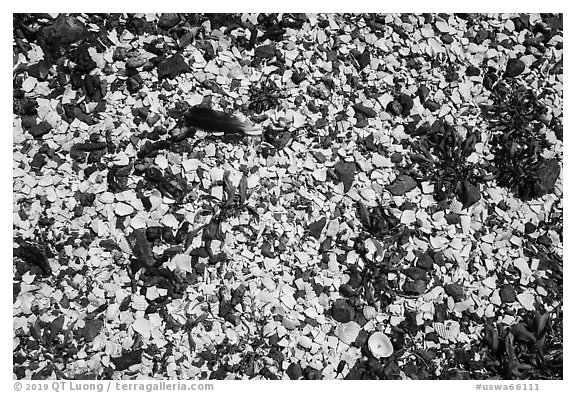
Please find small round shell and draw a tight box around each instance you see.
[336,321,361,345]
[368,331,394,358]
[449,199,463,214]
[433,320,460,340]
[363,305,378,320]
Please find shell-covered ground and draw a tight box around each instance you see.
[13,13,563,380]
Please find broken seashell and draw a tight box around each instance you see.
[368,331,394,358]
[131,294,149,311]
[116,235,132,254]
[115,202,134,217]
[433,320,460,340]
[363,305,377,320]
[449,199,463,214]
[336,321,361,345]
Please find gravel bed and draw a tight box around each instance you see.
[13,13,563,380]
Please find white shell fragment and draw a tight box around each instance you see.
[368,331,393,358]
[114,202,134,216]
[363,305,377,320]
[336,321,361,345]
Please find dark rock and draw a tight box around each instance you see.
[465,65,481,76]
[347,268,363,289]
[286,363,302,380]
[113,47,128,61]
[27,59,52,80]
[38,15,89,53]
[444,283,465,301]
[30,153,47,170]
[483,72,499,90]
[332,299,354,323]
[157,55,190,79]
[291,70,306,84]
[416,253,434,270]
[407,58,422,70]
[398,94,414,116]
[524,222,537,235]
[433,251,445,266]
[445,213,461,225]
[334,160,356,193]
[73,44,96,73]
[418,85,430,102]
[355,50,371,69]
[126,77,142,93]
[308,217,327,240]
[352,329,369,348]
[500,283,516,303]
[531,159,560,199]
[423,100,441,112]
[445,69,459,82]
[111,349,144,371]
[386,100,403,116]
[454,348,471,364]
[390,152,403,164]
[504,58,526,78]
[29,121,52,138]
[158,13,180,29]
[303,367,322,380]
[261,241,275,258]
[440,33,454,44]
[146,226,163,242]
[352,103,377,118]
[78,192,96,207]
[404,267,427,281]
[254,43,276,59]
[444,369,472,380]
[460,180,481,209]
[126,229,156,268]
[403,280,427,295]
[82,319,104,342]
[387,175,417,196]
[339,284,358,297]
[14,243,51,275]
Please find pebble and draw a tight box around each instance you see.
[29,121,52,138]
[125,51,147,69]
[334,160,356,193]
[444,283,466,302]
[332,299,354,323]
[499,284,516,303]
[403,279,427,295]
[416,253,434,270]
[461,180,481,209]
[504,58,526,78]
[254,43,277,59]
[157,54,191,79]
[158,13,180,29]
[387,175,417,196]
[404,267,427,281]
[286,363,303,380]
[352,103,377,118]
[308,217,327,240]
